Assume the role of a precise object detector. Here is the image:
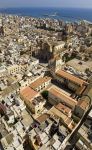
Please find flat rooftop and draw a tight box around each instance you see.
[55,103,72,116]
[0,120,8,139]
[66,58,92,72]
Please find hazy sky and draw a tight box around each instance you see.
[0,0,92,8]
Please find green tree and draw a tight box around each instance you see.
[41,90,48,99]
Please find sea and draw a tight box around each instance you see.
[0,7,92,22]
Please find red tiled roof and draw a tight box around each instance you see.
[20,86,38,101]
[49,86,77,108]
[30,76,51,90]
[56,70,88,87]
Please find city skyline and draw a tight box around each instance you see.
[0,0,92,8]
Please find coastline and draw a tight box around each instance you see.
[0,7,92,22]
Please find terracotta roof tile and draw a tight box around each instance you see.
[56,70,88,87]
[30,76,51,90]
[20,86,38,101]
[49,86,77,108]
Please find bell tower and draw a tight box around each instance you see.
[48,55,63,77]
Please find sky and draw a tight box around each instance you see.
[0,0,92,8]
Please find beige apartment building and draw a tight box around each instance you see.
[76,125,92,150]
[20,86,46,115]
[7,64,27,75]
[48,106,75,131]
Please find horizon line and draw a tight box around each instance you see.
[0,6,92,9]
